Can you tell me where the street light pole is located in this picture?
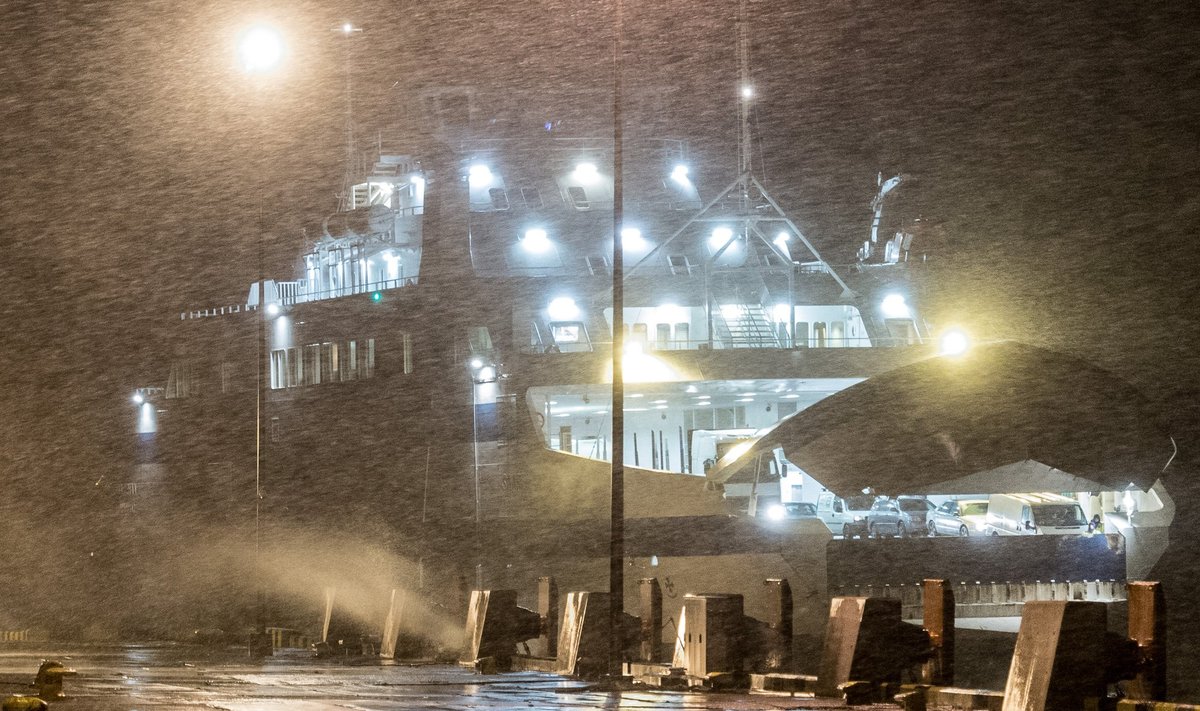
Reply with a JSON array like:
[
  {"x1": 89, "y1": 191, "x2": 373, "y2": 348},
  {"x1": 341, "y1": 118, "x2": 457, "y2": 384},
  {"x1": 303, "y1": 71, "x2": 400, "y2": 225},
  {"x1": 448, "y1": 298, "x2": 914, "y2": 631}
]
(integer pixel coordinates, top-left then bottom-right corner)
[
  {"x1": 237, "y1": 23, "x2": 284, "y2": 656},
  {"x1": 609, "y1": 0, "x2": 626, "y2": 678}
]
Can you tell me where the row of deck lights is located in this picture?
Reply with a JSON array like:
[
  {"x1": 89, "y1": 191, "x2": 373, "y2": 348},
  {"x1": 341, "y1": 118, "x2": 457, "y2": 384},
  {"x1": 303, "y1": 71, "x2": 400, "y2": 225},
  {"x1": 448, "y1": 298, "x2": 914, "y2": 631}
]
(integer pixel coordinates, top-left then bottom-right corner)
[
  {"x1": 522, "y1": 224, "x2": 778, "y2": 255},
  {"x1": 469, "y1": 161, "x2": 692, "y2": 188}
]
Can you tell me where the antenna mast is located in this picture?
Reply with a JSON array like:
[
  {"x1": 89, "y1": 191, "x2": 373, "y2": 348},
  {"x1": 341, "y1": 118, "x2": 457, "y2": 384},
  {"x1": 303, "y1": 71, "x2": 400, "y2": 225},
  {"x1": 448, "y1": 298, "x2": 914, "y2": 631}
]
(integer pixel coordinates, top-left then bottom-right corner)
[
  {"x1": 336, "y1": 23, "x2": 363, "y2": 212},
  {"x1": 737, "y1": 0, "x2": 753, "y2": 187}
]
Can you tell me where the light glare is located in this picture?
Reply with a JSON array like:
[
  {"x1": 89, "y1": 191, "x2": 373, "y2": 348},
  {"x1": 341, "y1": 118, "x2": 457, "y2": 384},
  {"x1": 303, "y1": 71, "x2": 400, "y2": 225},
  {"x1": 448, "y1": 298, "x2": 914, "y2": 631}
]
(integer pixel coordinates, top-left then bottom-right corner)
[
  {"x1": 574, "y1": 162, "x2": 599, "y2": 183},
  {"x1": 522, "y1": 228, "x2": 551, "y2": 253},
  {"x1": 940, "y1": 329, "x2": 970, "y2": 356},
  {"x1": 547, "y1": 296, "x2": 580, "y2": 321},
  {"x1": 468, "y1": 164, "x2": 493, "y2": 186},
  {"x1": 238, "y1": 25, "x2": 284, "y2": 73},
  {"x1": 620, "y1": 227, "x2": 646, "y2": 251},
  {"x1": 881, "y1": 293, "x2": 911, "y2": 319},
  {"x1": 709, "y1": 227, "x2": 734, "y2": 251}
]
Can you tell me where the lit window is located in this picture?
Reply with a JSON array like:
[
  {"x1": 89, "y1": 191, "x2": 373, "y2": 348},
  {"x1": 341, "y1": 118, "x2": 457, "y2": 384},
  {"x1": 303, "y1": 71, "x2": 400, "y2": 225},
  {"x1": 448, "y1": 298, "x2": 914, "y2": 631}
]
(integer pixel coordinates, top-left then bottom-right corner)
[{"x1": 552, "y1": 324, "x2": 581, "y2": 343}]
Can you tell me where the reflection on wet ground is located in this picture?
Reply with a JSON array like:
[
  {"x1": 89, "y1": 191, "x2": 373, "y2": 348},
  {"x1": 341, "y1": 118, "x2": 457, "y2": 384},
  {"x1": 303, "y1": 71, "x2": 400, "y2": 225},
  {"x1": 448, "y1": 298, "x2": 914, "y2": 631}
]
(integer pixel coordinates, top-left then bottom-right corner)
[{"x1": 0, "y1": 645, "x2": 869, "y2": 709}]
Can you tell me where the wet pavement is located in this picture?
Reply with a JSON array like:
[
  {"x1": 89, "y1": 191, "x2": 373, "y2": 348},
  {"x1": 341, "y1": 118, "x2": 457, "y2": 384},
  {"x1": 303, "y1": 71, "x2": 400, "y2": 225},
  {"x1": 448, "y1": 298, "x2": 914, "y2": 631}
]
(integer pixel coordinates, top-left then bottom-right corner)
[{"x1": 0, "y1": 645, "x2": 879, "y2": 709}]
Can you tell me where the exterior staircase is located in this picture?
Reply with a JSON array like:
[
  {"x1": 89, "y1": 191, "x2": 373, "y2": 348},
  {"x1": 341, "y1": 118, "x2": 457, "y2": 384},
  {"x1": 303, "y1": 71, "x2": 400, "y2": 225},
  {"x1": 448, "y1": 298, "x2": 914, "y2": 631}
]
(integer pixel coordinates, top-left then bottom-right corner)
[{"x1": 715, "y1": 304, "x2": 780, "y2": 348}]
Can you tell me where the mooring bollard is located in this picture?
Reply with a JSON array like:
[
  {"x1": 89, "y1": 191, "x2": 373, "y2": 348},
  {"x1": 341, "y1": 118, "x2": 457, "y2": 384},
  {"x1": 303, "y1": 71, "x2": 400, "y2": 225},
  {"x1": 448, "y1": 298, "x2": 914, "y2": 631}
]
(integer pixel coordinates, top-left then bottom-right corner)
[
  {"x1": 921, "y1": 578, "x2": 954, "y2": 686},
  {"x1": 33, "y1": 660, "x2": 76, "y2": 700}
]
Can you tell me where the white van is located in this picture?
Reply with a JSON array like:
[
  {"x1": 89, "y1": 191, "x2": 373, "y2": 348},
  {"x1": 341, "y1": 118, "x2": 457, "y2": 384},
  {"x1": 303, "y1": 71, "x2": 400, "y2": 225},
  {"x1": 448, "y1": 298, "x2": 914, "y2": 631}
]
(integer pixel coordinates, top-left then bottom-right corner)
[
  {"x1": 816, "y1": 493, "x2": 877, "y2": 538},
  {"x1": 984, "y1": 493, "x2": 1090, "y2": 535}
]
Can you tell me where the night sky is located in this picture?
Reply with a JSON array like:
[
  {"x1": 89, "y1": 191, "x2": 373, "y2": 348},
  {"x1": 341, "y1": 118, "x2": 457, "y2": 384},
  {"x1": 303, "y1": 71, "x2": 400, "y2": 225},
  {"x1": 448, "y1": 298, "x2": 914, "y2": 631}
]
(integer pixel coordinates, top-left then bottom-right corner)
[{"x1": 1, "y1": 0, "x2": 1199, "y2": 643}]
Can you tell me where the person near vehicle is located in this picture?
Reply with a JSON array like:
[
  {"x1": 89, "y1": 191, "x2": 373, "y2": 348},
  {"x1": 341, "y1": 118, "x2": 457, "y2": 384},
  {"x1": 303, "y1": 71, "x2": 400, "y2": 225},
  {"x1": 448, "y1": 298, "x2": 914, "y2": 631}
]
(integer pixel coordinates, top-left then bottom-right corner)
[{"x1": 1088, "y1": 514, "x2": 1104, "y2": 534}]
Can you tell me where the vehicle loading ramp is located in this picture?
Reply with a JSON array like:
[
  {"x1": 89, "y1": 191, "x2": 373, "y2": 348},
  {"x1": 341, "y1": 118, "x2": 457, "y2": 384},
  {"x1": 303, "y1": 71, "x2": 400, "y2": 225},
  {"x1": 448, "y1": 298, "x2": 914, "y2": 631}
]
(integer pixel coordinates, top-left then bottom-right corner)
[{"x1": 708, "y1": 340, "x2": 1175, "y2": 497}]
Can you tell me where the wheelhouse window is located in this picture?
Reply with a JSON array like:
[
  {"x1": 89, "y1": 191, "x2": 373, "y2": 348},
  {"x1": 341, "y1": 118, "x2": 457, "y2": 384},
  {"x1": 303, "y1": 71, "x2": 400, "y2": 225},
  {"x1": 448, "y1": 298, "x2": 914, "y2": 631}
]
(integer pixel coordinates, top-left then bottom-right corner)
[{"x1": 548, "y1": 321, "x2": 591, "y2": 352}]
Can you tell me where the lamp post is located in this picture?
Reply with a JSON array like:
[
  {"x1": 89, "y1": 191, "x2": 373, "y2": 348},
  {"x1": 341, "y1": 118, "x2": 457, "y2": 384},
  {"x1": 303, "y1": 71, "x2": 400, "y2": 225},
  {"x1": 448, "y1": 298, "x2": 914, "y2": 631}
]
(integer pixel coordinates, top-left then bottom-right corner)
[
  {"x1": 237, "y1": 22, "x2": 284, "y2": 656},
  {"x1": 609, "y1": 0, "x2": 626, "y2": 678}
]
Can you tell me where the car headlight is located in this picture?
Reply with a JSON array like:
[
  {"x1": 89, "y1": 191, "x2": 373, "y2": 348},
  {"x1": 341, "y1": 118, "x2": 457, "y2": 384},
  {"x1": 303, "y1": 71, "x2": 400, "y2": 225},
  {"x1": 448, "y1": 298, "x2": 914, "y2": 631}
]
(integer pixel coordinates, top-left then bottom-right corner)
[
  {"x1": 766, "y1": 504, "x2": 786, "y2": 521},
  {"x1": 853, "y1": 516, "x2": 865, "y2": 522},
  {"x1": 975, "y1": 522, "x2": 986, "y2": 531}
]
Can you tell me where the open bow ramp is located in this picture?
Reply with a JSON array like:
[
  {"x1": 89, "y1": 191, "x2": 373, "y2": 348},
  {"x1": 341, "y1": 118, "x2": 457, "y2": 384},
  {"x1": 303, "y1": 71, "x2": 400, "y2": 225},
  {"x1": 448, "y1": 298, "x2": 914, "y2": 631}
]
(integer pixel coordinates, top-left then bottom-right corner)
[{"x1": 709, "y1": 340, "x2": 1175, "y2": 497}]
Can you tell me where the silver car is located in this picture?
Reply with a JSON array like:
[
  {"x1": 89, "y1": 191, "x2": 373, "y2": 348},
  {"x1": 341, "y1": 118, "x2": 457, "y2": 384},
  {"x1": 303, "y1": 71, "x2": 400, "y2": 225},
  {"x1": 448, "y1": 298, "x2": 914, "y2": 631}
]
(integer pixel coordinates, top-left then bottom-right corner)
[
  {"x1": 866, "y1": 498, "x2": 922, "y2": 538},
  {"x1": 930, "y1": 498, "x2": 989, "y2": 536},
  {"x1": 896, "y1": 496, "x2": 938, "y2": 535}
]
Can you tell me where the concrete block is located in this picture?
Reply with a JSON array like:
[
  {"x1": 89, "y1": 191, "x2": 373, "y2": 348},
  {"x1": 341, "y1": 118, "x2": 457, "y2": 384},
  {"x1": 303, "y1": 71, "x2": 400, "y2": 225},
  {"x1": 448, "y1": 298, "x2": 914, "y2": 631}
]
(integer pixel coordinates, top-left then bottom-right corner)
[
  {"x1": 1002, "y1": 600, "x2": 1107, "y2": 711},
  {"x1": 462, "y1": 589, "x2": 541, "y2": 669},
  {"x1": 555, "y1": 591, "x2": 613, "y2": 678},
  {"x1": 816, "y1": 597, "x2": 931, "y2": 697},
  {"x1": 930, "y1": 687, "x2": 1006, "y2": 711}
]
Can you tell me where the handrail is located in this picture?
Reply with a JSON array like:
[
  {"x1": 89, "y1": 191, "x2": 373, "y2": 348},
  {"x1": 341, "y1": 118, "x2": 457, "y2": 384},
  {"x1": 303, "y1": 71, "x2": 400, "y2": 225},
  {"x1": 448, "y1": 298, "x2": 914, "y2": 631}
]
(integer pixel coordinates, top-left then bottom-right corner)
[
  {"x1": 179, "y1": 277, "x2": 421, "y2": 320},
  {"x1": 517, "y1": 337, "x2": 921, "y2": 355}
]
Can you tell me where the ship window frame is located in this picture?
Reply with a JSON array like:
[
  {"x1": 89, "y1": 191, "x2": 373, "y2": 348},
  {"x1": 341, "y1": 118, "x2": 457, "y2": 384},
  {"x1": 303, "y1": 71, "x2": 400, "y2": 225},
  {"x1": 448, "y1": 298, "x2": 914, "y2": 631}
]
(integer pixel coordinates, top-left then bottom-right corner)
[
  {"x1": 668, "y1": 254, "x2": 694, "y2": 275},
  {"x1": 548, "y1": 321, "x2": 591, "y2": 352},
  {"x1": 520, "y1": 186, "x2": 543, "y2": 209},
  {"x1": 567, "y1": 186, "x2": 590, "y2": 210},
  {"x1": 586, "y1": 255, "x2": 610, "y2": 276},
  {"x1": 488, "y1": 187, "x2": 510, "y2": 210}
]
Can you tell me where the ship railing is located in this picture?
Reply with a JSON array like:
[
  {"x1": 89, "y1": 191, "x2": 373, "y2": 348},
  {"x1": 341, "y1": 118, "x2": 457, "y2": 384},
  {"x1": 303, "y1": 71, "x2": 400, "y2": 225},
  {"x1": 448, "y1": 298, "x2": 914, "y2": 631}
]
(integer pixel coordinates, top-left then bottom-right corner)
[
  {"x1": 176, "y1": 277, "x2": 420, "y2": 320},
  {"x1": 179, "y1": 303, "x2": 255, "y2": 320},
  {"x1": 519, "y1": 336, "x2": 923, "y2": 354},
  {"x1": 277, "y1": 277, "x2": 420, "y2": 306}
]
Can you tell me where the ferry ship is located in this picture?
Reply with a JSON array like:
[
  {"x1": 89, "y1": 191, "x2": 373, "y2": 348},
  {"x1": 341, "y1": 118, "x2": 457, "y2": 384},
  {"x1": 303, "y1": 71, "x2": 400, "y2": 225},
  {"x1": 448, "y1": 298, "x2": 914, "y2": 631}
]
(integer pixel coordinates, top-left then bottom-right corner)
[{"x1": 123, "y1": 87, "x2": 1175, "y2": 646}]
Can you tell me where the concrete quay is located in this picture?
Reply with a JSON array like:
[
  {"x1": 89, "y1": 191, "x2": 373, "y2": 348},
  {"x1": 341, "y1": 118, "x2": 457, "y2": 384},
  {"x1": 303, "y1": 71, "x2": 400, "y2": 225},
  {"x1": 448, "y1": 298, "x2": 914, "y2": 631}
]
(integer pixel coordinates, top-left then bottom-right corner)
[{"x1": 0, "y1": 644, "x2": 872, "y2": 710}]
